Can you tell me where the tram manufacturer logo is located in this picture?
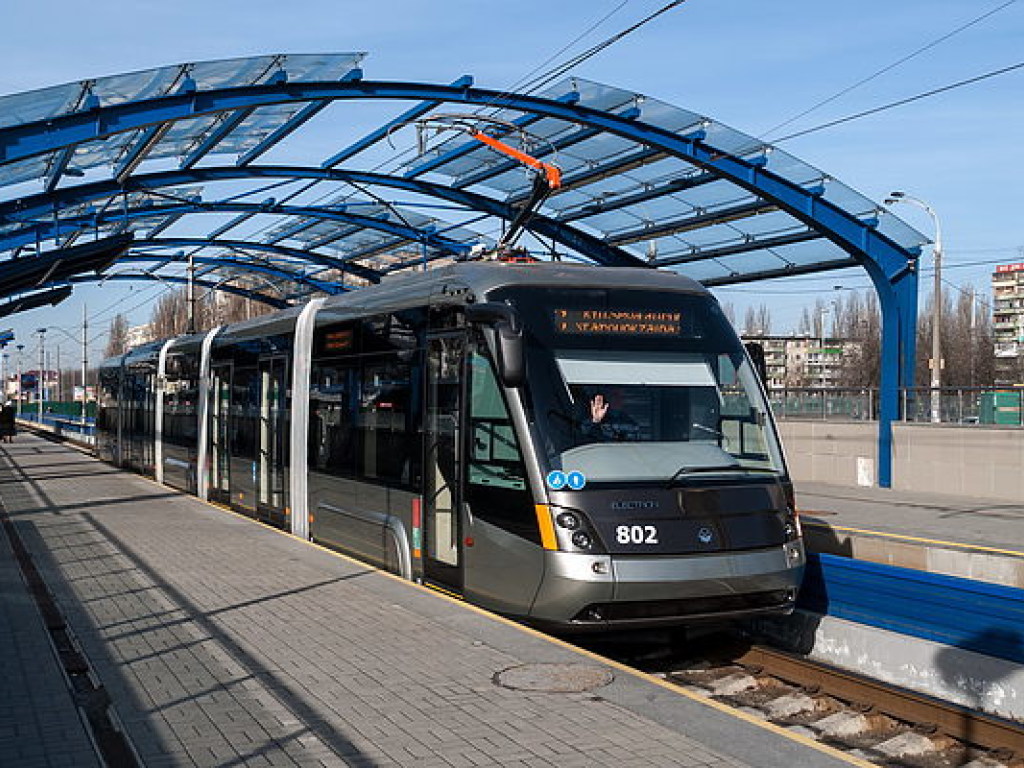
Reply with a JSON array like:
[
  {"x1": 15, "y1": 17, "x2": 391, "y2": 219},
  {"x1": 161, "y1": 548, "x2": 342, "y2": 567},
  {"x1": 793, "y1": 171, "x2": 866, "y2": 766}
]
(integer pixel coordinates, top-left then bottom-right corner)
[{"x1": 610, "y1": 500, "x2": 659, "y2": 511}]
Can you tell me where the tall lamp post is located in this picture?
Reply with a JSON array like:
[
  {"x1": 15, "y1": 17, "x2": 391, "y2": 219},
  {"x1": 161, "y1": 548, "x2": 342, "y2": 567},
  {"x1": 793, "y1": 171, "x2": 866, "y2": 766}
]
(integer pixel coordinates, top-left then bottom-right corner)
[
  {"x1": 40, "y1": 313, "x2": 90, "y2": 426},
  {"x1": 884, "y1": 192, "x2": 943, "y2": 423},
  {"x1": 15, "y1": 344, "x2": 24, "y2": 416},
  {"x1": 37, "y1": 328, "x2": 47, "y2": 423}
]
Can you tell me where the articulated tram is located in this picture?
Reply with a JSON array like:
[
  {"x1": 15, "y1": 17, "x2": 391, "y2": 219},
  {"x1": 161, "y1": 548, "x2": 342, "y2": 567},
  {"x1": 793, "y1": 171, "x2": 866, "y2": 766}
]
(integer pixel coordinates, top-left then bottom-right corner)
[{"x1": 97, "y1": 261, "x2": 805, "y2": 631}]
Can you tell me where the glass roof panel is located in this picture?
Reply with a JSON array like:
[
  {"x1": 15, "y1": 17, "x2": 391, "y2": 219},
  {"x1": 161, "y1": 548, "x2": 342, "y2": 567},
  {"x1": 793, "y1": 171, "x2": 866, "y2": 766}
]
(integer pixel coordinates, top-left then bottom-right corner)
[
  {"x1": 0, "y1": 155, "x2": 49, "y2": 187},
  {"x1": 148, "y1": 114, "x2": 224, "y2": 158},
  {"x1": 0, "y1": 57, "x2": 928, "y2": 296},
  {"x1": 876, "y1": 210, "x2": 930, "y2": 251},
  {"x1": 0, "y1": 54, "x2": 365, "y2": 190},
  {"x1": 0, "y1": 82, "x2": 83, "y2": 128}
]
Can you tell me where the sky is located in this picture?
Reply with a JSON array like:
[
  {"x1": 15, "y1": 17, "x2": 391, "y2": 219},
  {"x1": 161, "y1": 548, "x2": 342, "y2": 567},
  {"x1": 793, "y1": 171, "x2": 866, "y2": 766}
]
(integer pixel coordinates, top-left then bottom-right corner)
[{"x1": 1, "y1": 0, "x2": 1022, "y2": 370}]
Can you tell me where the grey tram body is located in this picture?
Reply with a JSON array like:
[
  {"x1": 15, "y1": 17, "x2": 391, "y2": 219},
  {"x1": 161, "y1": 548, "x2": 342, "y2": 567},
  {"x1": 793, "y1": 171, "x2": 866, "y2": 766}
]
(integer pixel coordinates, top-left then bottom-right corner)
[{"x1": 96, "y1": 262, "x2": 805, "y2": 632}]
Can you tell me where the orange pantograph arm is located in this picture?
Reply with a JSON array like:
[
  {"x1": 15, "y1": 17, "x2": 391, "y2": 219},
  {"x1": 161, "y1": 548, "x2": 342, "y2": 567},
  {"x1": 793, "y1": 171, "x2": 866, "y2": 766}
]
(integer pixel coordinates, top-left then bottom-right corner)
[{"x1": 470, "y1": 131, "x2": 562, "y2": 189}]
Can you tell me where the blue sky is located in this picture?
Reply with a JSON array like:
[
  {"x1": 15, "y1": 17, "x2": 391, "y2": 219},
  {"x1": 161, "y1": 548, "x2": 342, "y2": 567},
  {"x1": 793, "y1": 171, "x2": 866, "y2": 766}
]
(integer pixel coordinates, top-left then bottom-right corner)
[{"x1": 1, "y1": 0, "x2": 1022, "y2": 367}]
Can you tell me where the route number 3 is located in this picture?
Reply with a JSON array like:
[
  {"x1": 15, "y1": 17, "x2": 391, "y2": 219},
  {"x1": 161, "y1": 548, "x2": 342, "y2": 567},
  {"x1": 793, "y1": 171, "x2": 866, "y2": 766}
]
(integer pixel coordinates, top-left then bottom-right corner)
[{"x1": 616, "y1": 525, "x2": 659, "y2": 545}]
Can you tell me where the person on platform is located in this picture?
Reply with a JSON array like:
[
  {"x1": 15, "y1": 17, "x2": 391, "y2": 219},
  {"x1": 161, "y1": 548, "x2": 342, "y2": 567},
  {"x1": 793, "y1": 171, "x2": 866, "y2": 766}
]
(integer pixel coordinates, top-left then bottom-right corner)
[{"x1": 0, "y1": 401, "x2": 16, "y2": 443}]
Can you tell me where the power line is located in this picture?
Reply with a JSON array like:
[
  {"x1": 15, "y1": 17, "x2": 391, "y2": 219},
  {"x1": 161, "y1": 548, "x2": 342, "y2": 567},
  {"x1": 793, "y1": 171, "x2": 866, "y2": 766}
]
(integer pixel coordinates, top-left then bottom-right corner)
[
  {"x1": 760, "y1": 0, "x2": 1018, "y2": 140},
  {"x1": 515, "y1": 1, "x2": 689, "y2": 96},
  {"x1": 771, "y1": 59, "x2": 1024, "y2": 145}
]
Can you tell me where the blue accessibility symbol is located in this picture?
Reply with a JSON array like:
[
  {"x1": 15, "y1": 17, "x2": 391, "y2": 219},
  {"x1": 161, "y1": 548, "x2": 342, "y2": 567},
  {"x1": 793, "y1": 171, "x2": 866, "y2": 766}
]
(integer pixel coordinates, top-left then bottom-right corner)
[
  {"x1": 566, "y1": 471, "x2": 587, "y2": 490},
  {"x1": 546, "y1": 471, "x2": 567, "y2": 490}
]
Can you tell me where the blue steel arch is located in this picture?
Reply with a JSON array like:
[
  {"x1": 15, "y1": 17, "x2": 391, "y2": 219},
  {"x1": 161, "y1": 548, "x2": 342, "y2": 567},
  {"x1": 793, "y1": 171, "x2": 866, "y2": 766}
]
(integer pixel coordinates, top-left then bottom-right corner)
[
  {"x1": 0, "y1": 71, "x2": 923, "y2": 486},
  {"x1": 67, "y1": 273, "x2": 290, "y2": 308},
  {"x1": 116, "y1": 254, "x2": 345, "y2": 295},
  {"x1": 0, "y1": 199, "x2": 472, "y2": 258},
  {"x1": 0, "y1": 166, "x2": 647, "y2": 268}
]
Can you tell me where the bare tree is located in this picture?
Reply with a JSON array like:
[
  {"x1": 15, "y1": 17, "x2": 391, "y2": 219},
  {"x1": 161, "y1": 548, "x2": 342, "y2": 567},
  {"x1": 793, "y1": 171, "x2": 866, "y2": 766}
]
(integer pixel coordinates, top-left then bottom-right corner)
[
  {"x1": 835, "y1": 291, "x2": 881, "y2": 387},
  {"x1": 103, "y1": 313, "x2": 129, "y2": 358},
  {"x1": 720, "y1": 301, "x2": 736, "y2": 326},
  {"x1": 832, "y1": 283, "x2": 993, "y2": 389},
  {"x1": 922, "y1": 286, "x2": 994, "y2": 388}
]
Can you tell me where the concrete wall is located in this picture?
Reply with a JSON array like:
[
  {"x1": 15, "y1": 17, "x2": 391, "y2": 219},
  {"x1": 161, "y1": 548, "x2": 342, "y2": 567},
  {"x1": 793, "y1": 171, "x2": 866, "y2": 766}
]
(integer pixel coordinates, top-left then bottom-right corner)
[
  {"x1": 777, "y1": 420, "x2": 877, "y2": 488},
  {"x1": 778, "y1": 420, "x2": 1024, "y2": 503}
]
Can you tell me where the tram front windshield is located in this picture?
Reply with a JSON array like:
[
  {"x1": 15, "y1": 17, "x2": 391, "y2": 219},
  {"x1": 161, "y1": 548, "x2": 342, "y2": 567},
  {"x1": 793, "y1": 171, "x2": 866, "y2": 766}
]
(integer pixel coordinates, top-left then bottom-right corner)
[{"x1": 490, "y1": 286, "x2": 785, "y2": 484}]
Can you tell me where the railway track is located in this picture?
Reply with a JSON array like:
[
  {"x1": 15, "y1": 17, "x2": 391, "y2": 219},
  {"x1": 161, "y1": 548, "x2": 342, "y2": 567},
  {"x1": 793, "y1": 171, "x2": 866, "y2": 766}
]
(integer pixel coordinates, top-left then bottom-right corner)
[{"x1": 642, "y1": 637, "x2": 1024, "y2": 768}]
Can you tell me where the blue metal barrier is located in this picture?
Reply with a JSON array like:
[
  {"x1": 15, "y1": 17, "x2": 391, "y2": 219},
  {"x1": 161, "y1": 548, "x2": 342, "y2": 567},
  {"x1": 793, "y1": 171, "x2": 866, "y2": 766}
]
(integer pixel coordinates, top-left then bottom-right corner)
[
  {"x1": 16, "y1": 413, "x2": 95, "y2": 442},
  {"x1": 799, "y1": 553, "x2": 1024, "y2": 665}
]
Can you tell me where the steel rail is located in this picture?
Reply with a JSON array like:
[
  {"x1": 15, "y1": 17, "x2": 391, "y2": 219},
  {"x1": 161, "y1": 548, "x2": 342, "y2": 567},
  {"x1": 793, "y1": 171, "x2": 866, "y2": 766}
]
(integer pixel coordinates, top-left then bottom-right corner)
[{"x1": 736, "y1": 645, "x2": 1024, "y2": 758}]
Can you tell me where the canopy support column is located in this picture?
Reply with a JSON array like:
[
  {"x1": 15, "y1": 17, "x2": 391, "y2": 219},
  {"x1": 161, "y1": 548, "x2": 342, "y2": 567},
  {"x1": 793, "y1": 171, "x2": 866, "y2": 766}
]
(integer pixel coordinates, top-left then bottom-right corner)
[{"x1": 863, "y1": 257, "x2": 918, "y2": 488}]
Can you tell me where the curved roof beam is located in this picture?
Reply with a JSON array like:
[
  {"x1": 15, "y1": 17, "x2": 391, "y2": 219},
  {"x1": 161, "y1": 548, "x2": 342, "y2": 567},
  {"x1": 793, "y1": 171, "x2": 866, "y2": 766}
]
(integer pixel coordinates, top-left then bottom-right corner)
[
  {"x1": 68, "y1": 272, "x2": 290, "y2": 308},
  {"x1": 118, "y1": 253, "x2": 344, "y2": 294},
  {"x1": 0, "y1": 199, "x2": 474, "y2": 257},
  {"x1": 124, "y1": 237, "x2": 381, "y2": 283},
  {"x1": 0, "y1": 80, "x2": 913, "y2": 278},
  {"x1": 0, "y1": 165, "x2": 645, "y2": 268}
]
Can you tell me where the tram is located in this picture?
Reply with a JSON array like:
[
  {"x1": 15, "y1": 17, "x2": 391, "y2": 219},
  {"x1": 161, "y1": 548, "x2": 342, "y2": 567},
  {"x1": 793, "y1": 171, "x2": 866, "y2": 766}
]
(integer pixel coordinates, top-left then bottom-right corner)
[{"x1": 96, "y1": 260, "x2": 805, "y2": 631}]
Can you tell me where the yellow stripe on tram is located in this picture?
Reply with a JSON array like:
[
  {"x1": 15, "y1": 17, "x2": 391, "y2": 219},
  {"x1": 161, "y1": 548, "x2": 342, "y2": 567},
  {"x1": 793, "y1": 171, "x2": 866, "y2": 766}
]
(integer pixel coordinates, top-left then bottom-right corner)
[{"x1": 534, "y1": 504, "x2": 558, "y2": 551}]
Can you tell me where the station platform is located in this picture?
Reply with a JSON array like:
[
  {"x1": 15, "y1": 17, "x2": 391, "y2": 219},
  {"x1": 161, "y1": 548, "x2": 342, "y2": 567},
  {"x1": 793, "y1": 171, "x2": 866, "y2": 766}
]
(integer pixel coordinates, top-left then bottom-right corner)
[
  {"x1": 796, "y1": 482, "x2": 1024, "y2": 587},
  {"x1": 0, "y1": 434, "x2": 858, "y2": 768}
]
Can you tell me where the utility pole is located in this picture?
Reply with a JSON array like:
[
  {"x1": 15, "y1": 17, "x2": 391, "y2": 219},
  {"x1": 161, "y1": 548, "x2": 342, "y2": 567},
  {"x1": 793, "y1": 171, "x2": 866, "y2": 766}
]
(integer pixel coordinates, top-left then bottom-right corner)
[
  {"x1": 15, "y1": 344, "x2": 23, "y2": 416},
  {"x1": 187, "y1": 252, "x2": 196, "y2": 334},
  {"x1": 884, "y1": 192, "x2": 943, "y2": 422},
  {"x1": 37, "y1": 328, "x2": 46, "y2": 422},
  {"x1": 82, "y1": 304, "x2": 88, "y2": 425}
]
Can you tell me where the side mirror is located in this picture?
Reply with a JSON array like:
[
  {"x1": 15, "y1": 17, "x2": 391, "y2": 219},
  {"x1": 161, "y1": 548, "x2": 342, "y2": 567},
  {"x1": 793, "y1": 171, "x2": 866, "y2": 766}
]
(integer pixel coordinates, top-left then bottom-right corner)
[
  {"x1": 495, "y1": 320, "x2": 524, "y2": 388},
  {"x1": 466, "y1": 302, "x2": 525, "y2": 388}
]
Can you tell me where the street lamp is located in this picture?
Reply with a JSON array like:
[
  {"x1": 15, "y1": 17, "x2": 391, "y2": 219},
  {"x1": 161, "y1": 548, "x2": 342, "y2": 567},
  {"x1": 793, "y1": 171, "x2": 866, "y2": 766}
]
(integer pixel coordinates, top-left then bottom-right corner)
[
  {"x1": 41, "y1": 311, "x2": 90, "y2": 426},
  {"x1": 15, "y1": 344, "x2": 23, "y2": 416},
  {"x1": 36, "y1": 328, "x2": 46, "y2": 422},
  {"x1": 884, "y1": 191, "x2": 943, "y2": 423}
]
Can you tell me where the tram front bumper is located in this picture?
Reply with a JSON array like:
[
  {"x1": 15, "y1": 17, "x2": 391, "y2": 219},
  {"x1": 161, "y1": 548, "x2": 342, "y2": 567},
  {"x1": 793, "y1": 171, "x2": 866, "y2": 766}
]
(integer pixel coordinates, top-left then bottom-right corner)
[{"x1": 530, "y1": 542, "x2": 805, "y2": 631}]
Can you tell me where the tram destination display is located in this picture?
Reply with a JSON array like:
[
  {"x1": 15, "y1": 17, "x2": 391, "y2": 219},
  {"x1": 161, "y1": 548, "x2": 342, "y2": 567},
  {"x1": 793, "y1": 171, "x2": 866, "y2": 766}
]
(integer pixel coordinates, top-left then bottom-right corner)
[{"x1": 553, "y1": 308, "x2": 681, "y2": 336}]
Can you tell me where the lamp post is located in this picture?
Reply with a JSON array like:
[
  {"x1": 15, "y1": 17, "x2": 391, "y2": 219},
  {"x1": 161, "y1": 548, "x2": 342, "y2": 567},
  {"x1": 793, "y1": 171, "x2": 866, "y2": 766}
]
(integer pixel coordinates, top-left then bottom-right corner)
[
  {"x1": 36, "y1": 328, "x2": 46, "y2": 422},
  {"x1": 884, "y1": 192, "x2": 943, "y2": 423},
  {"x1": 15, "y1": 344, "x2": 23, "y2": 416},
  {"x1": 41, "y1": 313, "x2": 90, "y2": 426}
]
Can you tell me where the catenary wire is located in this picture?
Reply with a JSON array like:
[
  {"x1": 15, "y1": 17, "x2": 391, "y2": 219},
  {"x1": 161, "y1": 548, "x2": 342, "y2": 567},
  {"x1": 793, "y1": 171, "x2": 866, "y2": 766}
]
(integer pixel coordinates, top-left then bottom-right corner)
[{"x1": 759, "y1": 0, "x2": 1018, "y2": 140}]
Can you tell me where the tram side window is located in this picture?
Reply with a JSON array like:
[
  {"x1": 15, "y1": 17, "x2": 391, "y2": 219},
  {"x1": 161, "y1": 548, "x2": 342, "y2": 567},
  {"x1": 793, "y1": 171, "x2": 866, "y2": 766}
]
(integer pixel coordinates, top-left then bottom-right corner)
[
  {"x1": 716, "y1": 353, "x2": 769, "y2": 460},
  {"x1": 309, "y1": 362, "x2": 360, "y2": 477},
  {"x1": 359, "y1": 358, "x2": 418, "y2": 487},
  {"x1": 97, "y1": 371, "x2": 120, "y2": 432},
  {"x1": 230, "y1": 366, "x2": 259, "y2": 462},
  {"x1": 164, "y1": 383, "x2": 198, "y2": 447},
  {"x1": 465, "y1": 349, "x2": 538, "y2": 544}
]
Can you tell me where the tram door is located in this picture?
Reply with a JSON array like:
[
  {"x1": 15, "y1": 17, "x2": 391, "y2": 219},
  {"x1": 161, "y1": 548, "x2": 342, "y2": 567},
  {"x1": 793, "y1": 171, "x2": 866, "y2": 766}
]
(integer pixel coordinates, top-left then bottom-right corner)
[
  {"x1": 423, "y1": 334, "x2": 465, "y2": 592},
  {"x1": 209, "y1": 362, "x2": 232, "y2": 504},
  {"x1": 257, "y1": 356, "x2": 288, "y2": 518}
]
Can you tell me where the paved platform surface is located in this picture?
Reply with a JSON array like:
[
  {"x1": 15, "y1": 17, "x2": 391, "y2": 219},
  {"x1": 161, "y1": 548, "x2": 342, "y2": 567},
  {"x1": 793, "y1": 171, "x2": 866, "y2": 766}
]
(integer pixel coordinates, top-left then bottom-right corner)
[
  {"x1": 0, "y1": 434, "x2": 857, "y2": 768},
  {"x1": 796, "y1": 481, "x2": 1024, "y2": 554}
]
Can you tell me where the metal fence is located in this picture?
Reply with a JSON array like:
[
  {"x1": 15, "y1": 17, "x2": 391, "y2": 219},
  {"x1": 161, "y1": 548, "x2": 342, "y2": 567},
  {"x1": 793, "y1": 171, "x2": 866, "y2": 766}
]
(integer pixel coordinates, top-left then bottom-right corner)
[{"x1": 769, "y1": 387, "x2": 1024, "y2": 427}]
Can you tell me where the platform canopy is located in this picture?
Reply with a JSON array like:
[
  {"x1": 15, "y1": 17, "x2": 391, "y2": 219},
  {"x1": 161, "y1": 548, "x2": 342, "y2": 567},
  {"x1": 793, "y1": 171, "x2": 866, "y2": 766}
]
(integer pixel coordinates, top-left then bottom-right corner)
[
  {"x1": 0, "y1": 53, "x2": 928, "y2": 298},
  {"x1": 0, "y1": 53, "x2": 930, "y2": 486}
]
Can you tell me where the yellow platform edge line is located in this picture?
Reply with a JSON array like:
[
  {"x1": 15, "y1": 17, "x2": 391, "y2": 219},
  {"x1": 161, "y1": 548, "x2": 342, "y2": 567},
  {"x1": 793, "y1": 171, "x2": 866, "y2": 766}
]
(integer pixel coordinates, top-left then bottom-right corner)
[
  {"x1": 803, "y1": 520, "x2": 1024, "y2": 558},
  {"x1": 127, "y1": 468, "x2": 869, "y2": 767}
]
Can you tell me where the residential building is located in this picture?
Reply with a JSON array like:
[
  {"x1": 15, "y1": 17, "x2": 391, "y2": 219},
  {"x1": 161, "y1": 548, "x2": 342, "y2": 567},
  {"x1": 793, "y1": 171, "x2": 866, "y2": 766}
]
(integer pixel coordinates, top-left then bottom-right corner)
[
  {"x1": 742, "y1": 334, "x2": 856, "y2": 389},
  {"x1": 992, "y1": 262, "x2": 1024, "y2": 384}
]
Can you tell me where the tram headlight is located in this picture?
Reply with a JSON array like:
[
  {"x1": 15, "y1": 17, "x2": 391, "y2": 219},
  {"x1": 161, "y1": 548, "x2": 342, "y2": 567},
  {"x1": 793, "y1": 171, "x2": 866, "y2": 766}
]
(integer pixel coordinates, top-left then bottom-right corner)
[
  {"x1": 571, "y1": 531, "x2": 592, "y2": 550},
  {"x1": 556, "y1": 512, "x2": 581, "y2": 530}
]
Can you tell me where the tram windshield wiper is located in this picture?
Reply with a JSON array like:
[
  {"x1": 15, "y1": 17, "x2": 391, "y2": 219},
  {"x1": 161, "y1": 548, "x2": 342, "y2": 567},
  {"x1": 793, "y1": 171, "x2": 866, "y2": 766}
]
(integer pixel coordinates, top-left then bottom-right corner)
[{"x1": 664, "y1": 463, "x2": 779, "y2": 489}]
